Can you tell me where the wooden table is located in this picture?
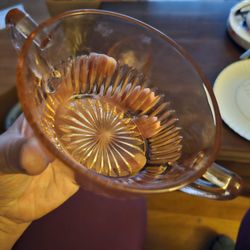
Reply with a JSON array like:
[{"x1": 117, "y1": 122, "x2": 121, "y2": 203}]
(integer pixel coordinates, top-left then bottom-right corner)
[
  {"x1": 1, "y1": 1, "x2": 250, "y2": 250},
  {"x1": 101, "y1": 1, "x2": 250, "y2": 164},
  {"x1": 2, "y1": 0, "x2": 250, "y2": 186},
  {"x1": 1, "y1": 0, "x2": 249, "y2": 162}
]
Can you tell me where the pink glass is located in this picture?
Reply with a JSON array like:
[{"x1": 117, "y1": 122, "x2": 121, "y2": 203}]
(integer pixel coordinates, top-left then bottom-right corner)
[{"x1": 5, "y1": 8, "x2": 243, "y2": 199}]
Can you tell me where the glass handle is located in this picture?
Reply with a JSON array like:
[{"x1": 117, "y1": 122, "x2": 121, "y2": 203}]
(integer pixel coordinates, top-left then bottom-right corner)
[
  {"x1": 5, "y1": 8, "x2": 40, "y2": 52},
  {"x1": 180, "y1": 162, "x2": 243, "y2": 200},
  {"x1": 5, "y1": 8, "x2": 57, "y2": 79}
]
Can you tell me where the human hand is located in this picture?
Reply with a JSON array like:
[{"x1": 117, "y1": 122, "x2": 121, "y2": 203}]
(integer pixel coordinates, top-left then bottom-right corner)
[{"x1": 0, "y1": 115, "x2": 79, "y2": 250}]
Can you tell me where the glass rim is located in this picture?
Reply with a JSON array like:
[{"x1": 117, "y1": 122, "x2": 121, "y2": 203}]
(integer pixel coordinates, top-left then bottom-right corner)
[{"x1": 16, "y1": 9, "x2": 222, "y2": 194}]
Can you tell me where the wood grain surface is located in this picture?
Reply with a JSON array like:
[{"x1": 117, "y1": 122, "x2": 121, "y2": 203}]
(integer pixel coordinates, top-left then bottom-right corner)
[
  {"x1": 0, "y1": 0, "x2": 249, "y2": 158},
  {"x1": 146, "y1": 191, "x2": 250, "y2": 250},
  {"x1": 101, "y1": 1, "x2": 250, "y2": 164}
]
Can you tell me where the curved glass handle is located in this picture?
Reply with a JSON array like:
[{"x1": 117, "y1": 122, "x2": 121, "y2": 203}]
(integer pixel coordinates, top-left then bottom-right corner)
[
  {"x1": 5, "y1": 8, "x2": 57, "y2": 79},
  {"x1": 180, "y1": 162, "x2": 243, "y2": 200},
  {"x1": 5, "y1": 8, "x2": 41, "y2": 52}
]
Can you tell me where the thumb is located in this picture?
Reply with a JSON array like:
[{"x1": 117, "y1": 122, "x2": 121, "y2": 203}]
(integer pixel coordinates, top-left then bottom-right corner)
[
  {"x1": 20, "y1": 137, "x2": 53, "y2": 175},
  {"x1": 0, "y1": 132, "x2": 53, "y2": 175}
]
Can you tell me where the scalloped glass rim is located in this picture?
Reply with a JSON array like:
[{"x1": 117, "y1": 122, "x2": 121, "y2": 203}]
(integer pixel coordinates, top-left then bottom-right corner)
[{"x1": 17, "y1": 9, "x2": 222, "y2": 194}]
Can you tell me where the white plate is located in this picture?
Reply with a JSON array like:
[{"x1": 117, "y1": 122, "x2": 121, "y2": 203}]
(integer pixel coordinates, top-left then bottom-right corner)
[
  {"x1": 214, "y1": 60, "x2": 250, "y2": 141},
  {"x1": 228, "y1": 0, "x2": 250, "y2": 49}
]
